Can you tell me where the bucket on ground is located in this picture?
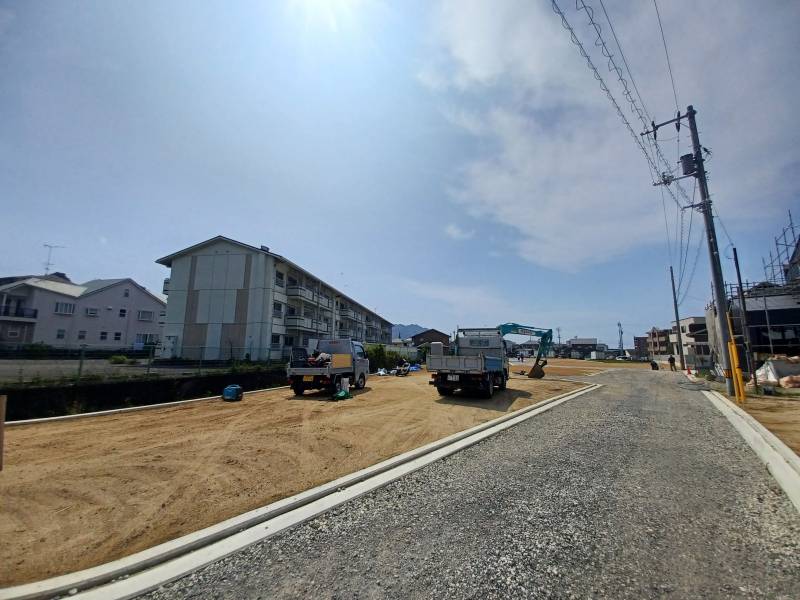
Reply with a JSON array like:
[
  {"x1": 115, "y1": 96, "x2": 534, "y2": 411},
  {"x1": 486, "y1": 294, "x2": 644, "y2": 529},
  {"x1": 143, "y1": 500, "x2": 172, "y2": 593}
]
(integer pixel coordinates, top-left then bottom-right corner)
[{"x1": 222, "y1": 384, "x2": 243, "y2": 402}]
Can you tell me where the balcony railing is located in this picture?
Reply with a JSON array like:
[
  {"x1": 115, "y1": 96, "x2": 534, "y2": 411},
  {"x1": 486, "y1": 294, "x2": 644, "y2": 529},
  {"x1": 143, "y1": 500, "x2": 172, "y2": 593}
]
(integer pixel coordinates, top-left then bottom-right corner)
[
  {"x1": 0, "y1": 306, "x2": 38, "y2": 319},
  {"x1": 286, "y1": 316, "x2": 329, "y2": 333},
  {"x1": 287, "y1": 286, "x2": 333, "y2": 310}
]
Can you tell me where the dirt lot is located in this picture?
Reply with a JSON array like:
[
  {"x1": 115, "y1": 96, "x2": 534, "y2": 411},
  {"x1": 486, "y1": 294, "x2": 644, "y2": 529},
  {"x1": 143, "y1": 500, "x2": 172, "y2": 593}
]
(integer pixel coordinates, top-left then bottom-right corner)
[
  {"x1": 742, "y1": 397, "x2": 800, "y2": 455},
  {"x1": 0, "y1": 369, "x2": 590, "y2": 586},
  {"x1": 510, "y1": 357, "x2": 649, "y2": 378}
]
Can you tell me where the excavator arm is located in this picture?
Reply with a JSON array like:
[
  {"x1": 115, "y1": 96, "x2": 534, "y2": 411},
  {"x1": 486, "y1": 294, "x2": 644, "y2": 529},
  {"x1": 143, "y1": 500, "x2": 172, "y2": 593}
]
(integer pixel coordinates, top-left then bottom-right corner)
[{"x1": 497, "y1": 323, "x2": 553, "y2": 379}]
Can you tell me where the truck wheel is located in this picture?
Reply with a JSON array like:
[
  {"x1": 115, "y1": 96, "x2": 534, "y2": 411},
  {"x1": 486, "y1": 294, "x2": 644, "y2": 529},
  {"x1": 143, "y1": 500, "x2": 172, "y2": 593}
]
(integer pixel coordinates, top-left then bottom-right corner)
[
  {"x1": 355, "y1": 374, "x2": 366, "y2": 389},
  {"x1": 292, "y1": 385, "x2": 304, "y2": 396},
  {"x1": 437, "y1": 387, "x2": 454, "y2": 396},
  {"x1": 499, "y1": 371, "x2": 508, "y2": 390},
  {"x1": 484, "y1": 376, "x2": 494, "y2": 399}
]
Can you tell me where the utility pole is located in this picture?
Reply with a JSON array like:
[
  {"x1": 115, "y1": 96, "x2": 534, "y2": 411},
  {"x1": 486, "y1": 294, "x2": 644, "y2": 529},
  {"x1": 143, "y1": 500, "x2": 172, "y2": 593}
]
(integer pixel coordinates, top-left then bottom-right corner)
[
  {"x1": 687, "y1": 105, "x2": 734, "y2": 393},
  {"x1": 669, "y1": 266, "x2": 686, "y2": 370},
  {"x1": 732, "y1": 247, "x2": 756, "y2": 391},
  {"x1": 643, "y1": 105, "x2": 734, "y2": 394},
  {"x1": 617, "y1": 322, "x2": 624, "y2": 357}
]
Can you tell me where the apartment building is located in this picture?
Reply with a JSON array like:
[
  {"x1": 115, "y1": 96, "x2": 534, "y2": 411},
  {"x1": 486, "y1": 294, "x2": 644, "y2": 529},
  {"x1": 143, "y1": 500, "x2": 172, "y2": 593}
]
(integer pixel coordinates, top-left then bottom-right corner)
[
  {"x1": 646, "y1": 327, "x2": 671, "y2": 357},
  {"x1": 670, "y1": 316, "x2": 711, "y2": 368},
  {"x1": 156, "y1": 236, "x2": 393, "y2": 361},
  {"x1": 0, "y1": 275, "x2": 165, "y2": 348}
]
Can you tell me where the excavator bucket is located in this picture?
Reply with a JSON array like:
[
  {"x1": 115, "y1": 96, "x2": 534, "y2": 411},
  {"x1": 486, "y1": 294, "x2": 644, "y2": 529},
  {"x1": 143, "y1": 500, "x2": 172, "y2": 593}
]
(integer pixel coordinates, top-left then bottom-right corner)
[{"x1": 527, "y1": 359, "x2": 547, "y2": 379}]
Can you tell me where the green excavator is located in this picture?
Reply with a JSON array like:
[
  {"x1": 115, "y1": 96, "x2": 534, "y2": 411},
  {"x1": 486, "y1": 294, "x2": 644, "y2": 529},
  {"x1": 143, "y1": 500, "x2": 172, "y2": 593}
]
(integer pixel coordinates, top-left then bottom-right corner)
[{"x1": 497, "y1": 323, "x2": 553, "y2": 379}]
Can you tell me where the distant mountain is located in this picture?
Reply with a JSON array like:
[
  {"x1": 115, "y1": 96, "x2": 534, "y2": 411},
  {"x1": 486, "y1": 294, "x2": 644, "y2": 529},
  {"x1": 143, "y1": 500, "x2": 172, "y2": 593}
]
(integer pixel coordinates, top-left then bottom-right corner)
[{"x1": 392, "y1": 324, "x2": 427, "y2": 340}]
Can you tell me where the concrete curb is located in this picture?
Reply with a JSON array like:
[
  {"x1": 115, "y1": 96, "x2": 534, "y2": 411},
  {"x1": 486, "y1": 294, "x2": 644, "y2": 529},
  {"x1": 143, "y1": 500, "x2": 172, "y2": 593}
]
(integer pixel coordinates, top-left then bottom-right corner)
[
  {"x1": 703, "y1": 390, "x2": 800, "y2": 513},
  {"x1": 0, "y1": 383, "x2": 601, "y2": 600},
  {"x1": 4, "y1": 386, "x2": 291, "y2": 426}
]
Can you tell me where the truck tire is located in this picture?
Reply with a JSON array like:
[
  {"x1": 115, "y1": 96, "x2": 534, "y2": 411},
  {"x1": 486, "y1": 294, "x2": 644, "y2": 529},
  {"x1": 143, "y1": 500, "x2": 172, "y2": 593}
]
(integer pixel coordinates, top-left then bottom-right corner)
[
  {"x1": 437, "y1": 387, "x2": 454, "y2": 396},
  {"x1": 484, "y1": 376, "x2": 494, "y2": 399},
  {"x1": 355, "y1": 373, "x2": 366, "y2": 389},
  {"x1": 499, "y1": 371, "x2": 508, "y2": 390},
  {"x1": 292, "y1": 385, "x2": 304, "y2": 396}
]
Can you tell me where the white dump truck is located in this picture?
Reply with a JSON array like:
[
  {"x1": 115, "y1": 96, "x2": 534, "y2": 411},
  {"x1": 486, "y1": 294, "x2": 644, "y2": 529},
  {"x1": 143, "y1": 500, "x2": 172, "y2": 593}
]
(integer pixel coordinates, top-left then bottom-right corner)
[
  {"x1": 286, "y1": 339, "x2": 369, "y2": 396},
  {"x1": 426, "y1": 328, "x2": 509, "y2": 398}
]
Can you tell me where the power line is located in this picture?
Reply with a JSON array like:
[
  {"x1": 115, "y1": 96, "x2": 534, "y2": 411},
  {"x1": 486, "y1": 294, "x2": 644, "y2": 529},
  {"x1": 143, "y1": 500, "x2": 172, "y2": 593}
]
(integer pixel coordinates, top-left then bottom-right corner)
[
  {"x1": 597, "y1": 0, "x2": 651, "y2": 121},
  {"x1": 678, "y1": 227, "x2": 703, "y2": 306},
  {"x1": 573, "y1": 0, "x2": 691, "y2": 207},
  {"x1": 653, "y1": 0, "x2": 680, "y2": 111},
  {"x1": 551, "y1": 0, "x2": 686, "y2": 210}
]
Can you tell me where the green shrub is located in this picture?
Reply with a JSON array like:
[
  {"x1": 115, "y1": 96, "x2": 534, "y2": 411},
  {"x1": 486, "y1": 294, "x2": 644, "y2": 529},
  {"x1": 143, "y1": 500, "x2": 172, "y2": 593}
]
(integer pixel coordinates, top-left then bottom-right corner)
[
  {"x1": 109, "y1": 355, "x2": 128, "y2": 365},
  {"x1": 126, "y1": 358, "x2": 138, "y2": 365}
]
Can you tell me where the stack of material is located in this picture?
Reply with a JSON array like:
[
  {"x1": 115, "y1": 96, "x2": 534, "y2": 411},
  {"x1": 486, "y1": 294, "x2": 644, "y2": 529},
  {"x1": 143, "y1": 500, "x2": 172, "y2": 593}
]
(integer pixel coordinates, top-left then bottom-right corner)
[{"x1": 751, "y1": 356, "x2": 800, "y2": 388}]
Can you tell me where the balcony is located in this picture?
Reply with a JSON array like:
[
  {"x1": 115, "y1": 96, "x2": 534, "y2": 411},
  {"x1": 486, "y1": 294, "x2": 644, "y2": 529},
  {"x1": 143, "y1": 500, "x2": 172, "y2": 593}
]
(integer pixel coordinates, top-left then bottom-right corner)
[
  {"x1": 287, "y1": 286, "x2": 333, "y2": 310},
  {"x1": 286, "y1": 316, "x2": 329, "y2": 333},
  {"x1": 0, "y1": 306, "x2": 38, "y2": 319},
  {"x1": 286, "y1": 285, "x2": 314, "y2": 302}
]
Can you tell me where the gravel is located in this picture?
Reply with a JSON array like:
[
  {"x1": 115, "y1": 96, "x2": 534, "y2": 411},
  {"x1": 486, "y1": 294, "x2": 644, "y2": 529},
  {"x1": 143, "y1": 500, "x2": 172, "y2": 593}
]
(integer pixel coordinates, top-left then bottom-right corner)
[{"x1": 143, "y1": 369, "x2": 800, "y2": 599}]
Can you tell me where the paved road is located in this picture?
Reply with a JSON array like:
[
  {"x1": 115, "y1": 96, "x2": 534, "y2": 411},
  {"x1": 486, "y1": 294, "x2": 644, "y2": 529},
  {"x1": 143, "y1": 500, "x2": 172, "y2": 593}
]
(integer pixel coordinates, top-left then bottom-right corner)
[{"x1": 145, "y1": 370, "x2": 800, "y2": 599}]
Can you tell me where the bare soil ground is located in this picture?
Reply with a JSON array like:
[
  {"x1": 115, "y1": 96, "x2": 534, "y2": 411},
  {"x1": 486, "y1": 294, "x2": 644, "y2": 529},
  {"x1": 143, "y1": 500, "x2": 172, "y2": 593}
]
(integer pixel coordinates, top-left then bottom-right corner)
[
  {"x1": 742, "y1": 397, "x2": 800, "y2": 455},
  {"x1": 0, "y1": 369, "x2": 589, "y2": 586}
]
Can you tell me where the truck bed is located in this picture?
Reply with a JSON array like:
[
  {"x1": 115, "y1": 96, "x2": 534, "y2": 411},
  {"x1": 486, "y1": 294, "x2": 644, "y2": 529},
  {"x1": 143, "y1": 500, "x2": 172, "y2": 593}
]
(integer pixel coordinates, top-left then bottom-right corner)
[{"x1": 427, "y1": 354, "x2": 504, "y2": 374}]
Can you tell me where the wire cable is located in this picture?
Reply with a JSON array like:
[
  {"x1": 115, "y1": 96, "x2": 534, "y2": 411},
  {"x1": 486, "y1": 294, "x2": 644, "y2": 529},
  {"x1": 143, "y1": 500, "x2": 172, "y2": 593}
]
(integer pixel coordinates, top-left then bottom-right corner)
[
  {"x1": 573, "y1": 0, "x2": 690, "y2": 207},
  {"x1": 597, "y1": 0, "x2": 651, "y2": 121},
  {"x1": 552, "y1": 0, "x2": 686, "y2": 210},
  {"x1": 653, "y1": 0, "x2": 680, "y2": 111}
]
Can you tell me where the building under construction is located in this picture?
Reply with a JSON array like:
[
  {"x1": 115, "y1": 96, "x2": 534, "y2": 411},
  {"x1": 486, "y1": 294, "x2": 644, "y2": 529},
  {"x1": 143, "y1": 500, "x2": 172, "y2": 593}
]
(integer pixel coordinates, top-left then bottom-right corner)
[{"x1": 706, "y1": 212, "x2": 800, "y2": 372}]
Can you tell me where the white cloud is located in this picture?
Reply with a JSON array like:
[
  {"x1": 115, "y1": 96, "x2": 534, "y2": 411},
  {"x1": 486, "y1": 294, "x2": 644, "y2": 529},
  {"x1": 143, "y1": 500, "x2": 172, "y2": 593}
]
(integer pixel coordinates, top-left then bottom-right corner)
[
  {"x1": 423, "y1": 0, "x2": 800, "y2": 271},
  {"x1": 401, "y1": 278, "x2": 514, "y2": 325},
  {"x1": 444, "y1": 223, "x2": 475, "y2": 240}
]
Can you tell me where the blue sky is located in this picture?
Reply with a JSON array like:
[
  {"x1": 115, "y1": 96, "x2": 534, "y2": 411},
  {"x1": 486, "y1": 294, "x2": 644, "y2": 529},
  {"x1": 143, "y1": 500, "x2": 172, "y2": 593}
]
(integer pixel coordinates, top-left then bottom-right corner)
[{"x1": 1, "y1": 0, "x2": 798, "y2": 346}]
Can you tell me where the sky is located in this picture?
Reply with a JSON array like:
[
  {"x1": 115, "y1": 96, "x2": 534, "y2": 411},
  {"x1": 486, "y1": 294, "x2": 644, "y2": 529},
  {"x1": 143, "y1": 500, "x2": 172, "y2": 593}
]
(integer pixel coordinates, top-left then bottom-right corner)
[{"x1": 1, "y1": 0, "x2": 798, "y2": 347}]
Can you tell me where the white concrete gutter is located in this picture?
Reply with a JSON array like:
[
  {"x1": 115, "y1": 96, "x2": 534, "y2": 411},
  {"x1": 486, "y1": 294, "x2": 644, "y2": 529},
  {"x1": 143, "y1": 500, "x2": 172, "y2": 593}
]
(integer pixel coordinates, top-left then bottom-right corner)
[
  {"x1": 703, "y1": 390, "x2": 800, "y2": 513},
  {"x1": 0, "y1": 383, "x2": 600, "y2": 600}
]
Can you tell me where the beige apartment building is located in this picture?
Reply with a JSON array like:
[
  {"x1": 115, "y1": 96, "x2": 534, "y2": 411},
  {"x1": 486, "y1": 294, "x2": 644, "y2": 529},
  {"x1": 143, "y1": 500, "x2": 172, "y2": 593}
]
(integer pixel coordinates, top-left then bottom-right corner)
[{"x1": 156, "y1": 236, "x2": 392, "y2": 361}]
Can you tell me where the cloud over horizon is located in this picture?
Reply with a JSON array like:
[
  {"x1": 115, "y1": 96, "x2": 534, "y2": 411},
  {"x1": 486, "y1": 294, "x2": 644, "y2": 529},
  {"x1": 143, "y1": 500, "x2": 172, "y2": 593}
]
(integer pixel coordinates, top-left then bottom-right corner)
[{"x1": 422, "y1": 0, "x2": 800, "y2": 272}]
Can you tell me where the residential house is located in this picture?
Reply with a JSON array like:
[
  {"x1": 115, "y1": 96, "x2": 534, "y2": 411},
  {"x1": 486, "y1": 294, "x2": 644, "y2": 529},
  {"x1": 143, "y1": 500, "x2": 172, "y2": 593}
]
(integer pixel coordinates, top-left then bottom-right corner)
[{"x1": 0, "y1": 276, "x2": 165, "y2": 348}]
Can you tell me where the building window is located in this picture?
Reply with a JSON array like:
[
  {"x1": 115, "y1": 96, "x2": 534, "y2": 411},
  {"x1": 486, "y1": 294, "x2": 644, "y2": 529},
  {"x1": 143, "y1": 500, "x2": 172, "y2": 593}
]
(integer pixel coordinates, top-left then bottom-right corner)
[
  {"x1": 275, "y1": 271, "x2": 285, "y2": 287},
  {"x1": 56, "y1": 329, "x2": 66, "y2": 339},
  {"x1": 78, "y1": 330, "x2": 86, "y2": 340},
  {"x1": 302, "y1": 335, "x2": 310, "y2": 346},
  {"x1": 273, "y1": 302, "x2": 283, "y2": 317},
  {"x1": 124, "y1": 288, "x2": 130, "y2": 297},
  {"x1": 119, "y1": 308, "x2": 127, "y2": 318},
  {"x1": 100, "y1": 331, "x2": 108, "y2": 340},
  {"x1": 137, "y1": 310, "x2": 154, "y2": 321},
  {"x1": 271, "y1": 334, "x2": 281, "y2": 348},
  {"x1": 285, "y1": 336, "x2": 294, "y2": 347},
  {"x1": 7, "y1": 329, "x2": 19, "y2": 339},
  {"x1": 54, "y1": 302, "x2": 75, "y2": 315},
  {"x1": 135, "y1": 333, "x2": 158, "y2": 344},
  {"x1": 85, "y1": 307, "x2": 99, "y2": 317},
  {"x1": 286, "y1": 305, "x2": 296, "y2": 316},
  {"x1": 287, "y1": 275, "x2": 298, "y2": 287},
  {"x1": 114, "y1": 332, "x2": 122, "y2": 341}
]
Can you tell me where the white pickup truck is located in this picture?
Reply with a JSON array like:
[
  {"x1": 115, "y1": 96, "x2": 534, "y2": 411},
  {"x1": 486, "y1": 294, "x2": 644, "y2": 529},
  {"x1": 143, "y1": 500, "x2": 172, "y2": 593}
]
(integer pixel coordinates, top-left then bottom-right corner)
[{"x1": 286, "y1": 339, "x2": 369, "y2": 396}]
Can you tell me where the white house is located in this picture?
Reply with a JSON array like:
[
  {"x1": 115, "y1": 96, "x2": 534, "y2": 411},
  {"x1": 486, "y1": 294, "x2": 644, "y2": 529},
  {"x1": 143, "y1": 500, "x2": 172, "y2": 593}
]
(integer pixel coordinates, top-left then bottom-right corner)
[
  {"x1": 0, "y1": 276, "x2": 166, "y2": 349},
  {"x1": 156, "y1": 236, "x2": 393, "y2": 361}
]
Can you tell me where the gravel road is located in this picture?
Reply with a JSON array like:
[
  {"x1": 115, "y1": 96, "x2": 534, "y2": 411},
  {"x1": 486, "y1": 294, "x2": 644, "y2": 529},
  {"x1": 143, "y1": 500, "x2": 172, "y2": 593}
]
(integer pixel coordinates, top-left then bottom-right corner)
[{"x1": 144, "y1": 369, "x2": 800, "y2": 599}]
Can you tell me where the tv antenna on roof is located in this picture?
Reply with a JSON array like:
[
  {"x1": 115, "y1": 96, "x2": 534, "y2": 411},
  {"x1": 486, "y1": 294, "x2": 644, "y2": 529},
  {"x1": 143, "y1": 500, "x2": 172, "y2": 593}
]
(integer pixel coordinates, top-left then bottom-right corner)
[{"x1": 43, "y1": 243, "x2": 65, "y2": 275}]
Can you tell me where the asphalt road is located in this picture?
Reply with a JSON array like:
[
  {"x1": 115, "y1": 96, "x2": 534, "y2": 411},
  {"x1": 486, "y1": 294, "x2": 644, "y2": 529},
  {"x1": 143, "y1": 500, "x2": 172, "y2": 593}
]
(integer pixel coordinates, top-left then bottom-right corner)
[{"x1": 144, "y1": 369, "x2": 800, "y2": 599}]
